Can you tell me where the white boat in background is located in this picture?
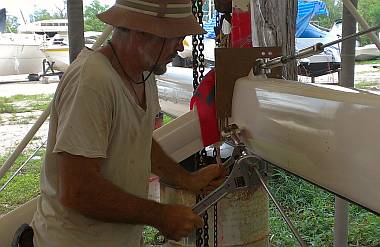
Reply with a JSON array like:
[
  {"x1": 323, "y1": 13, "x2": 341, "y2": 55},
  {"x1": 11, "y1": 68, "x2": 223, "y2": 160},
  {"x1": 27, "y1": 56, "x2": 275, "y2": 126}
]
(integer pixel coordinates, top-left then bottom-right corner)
[
  {"x1": 40, "y1": 34, "x2": 69, "y2": 72},
  {"x1": 0, "y1": 17, "x2": 71, "y2": 76},
  {"x1": 18, "y1": 19, "x2": 68, "y2": 38},
  {"x1": 355, "y1": 44, "x2": 380, "y2": 61},
  {"x1": 0, "y1": 33, "x2": 45, "y2": 76},
  {"x1": 40, "y1": 32, "x2": 102, "y2": 72}
]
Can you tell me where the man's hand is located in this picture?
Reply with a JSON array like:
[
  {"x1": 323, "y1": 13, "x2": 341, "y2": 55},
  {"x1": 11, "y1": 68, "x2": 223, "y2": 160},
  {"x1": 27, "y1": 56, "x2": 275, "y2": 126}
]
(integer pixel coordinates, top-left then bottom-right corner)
[
  {"x1": 185, "y1": 164, "x2": 228, "y2": 194},
  {"x1": 156, "y1": 204, "x2": 203, "y2": 241}
]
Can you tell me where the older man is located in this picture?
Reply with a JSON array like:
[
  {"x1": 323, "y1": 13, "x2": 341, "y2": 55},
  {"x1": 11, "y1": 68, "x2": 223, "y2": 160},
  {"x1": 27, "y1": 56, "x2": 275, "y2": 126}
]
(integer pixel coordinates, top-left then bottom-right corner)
[{"x1": 30, "y1": 0, "x2": 225, "y2": 246}]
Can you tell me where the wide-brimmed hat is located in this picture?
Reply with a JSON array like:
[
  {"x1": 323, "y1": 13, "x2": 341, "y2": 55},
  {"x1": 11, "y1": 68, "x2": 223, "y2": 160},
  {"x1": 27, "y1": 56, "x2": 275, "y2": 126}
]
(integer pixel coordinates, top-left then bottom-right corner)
[{"x1": 97, "y1": 0, "x2": 206, "y2": 38}]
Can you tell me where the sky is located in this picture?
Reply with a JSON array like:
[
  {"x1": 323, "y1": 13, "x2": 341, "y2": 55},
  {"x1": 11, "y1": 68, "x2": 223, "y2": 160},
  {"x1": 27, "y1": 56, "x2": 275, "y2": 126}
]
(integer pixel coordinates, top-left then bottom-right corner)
[{"x1": 0, "y1": 0, "x2": 115, "y2": 22}]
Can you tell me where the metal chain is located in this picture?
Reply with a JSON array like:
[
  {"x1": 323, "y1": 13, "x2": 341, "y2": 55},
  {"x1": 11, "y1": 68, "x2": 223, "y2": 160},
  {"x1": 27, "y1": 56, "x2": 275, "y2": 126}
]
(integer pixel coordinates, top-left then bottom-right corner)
[
  {"x1": 192, "y1": 0, "x2": 199, "y2": 91},
  {"x1": 203, "y1": 210, "x2": 209, "y2": 247},
  {"x1": 212, "y1": 147, "x2": 219, "y2": 247},
  {"x1": 192, "y1": 1, "x2": 209, "y2": 245},
  {"x1": 215, "y1": 12, "x2": 220, "y2": 48},
  {"x1": 199, "y1": 149, "x2": 209, "y2": 247},
  {"x1": 196, "y1": 0, "x2": 205, "y2": 82},
  {"x1": 195, "y1": 153, "x2": 203, "y2": 247},
  {"x1": 213, "y1": 204, "x2": 217, "y2": 247}
]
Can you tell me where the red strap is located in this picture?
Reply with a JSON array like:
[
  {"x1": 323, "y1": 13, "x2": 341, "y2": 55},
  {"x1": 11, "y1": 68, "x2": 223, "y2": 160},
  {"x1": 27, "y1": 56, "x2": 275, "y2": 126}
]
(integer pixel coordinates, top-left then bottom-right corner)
[{"x1": 190, "y1": 69, "x2": 220, "y2": 147}]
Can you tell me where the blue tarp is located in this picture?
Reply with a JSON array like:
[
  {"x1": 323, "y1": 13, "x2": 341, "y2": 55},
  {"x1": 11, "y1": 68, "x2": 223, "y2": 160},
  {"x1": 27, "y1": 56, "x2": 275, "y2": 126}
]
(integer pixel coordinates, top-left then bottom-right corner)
[
  {"x1": 296, "y1": 0, "x2": 328, "y2": 38},
  {"x1": 203, "y1": 16, "x2": 216, "y2": 39}
]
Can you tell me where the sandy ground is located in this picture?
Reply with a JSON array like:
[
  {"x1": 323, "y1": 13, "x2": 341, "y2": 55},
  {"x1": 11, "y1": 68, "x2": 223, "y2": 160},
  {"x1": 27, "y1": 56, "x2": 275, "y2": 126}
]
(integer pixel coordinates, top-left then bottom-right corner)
[
  {"x1": 0, "y1": 64, "x2": 379, "y2": 156},
  {"x1": 0, "y1": 76, "x2": 58, "y2": 156}
]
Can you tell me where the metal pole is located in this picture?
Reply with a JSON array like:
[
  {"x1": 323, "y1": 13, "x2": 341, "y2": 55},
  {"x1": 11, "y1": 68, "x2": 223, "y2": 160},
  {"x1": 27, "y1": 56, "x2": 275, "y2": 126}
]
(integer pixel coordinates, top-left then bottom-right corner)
[
  {"x1": 253, "y1": 167, "x2": 308, "y2": 247},
  {"x1": 342, "y1": 0, "x2": 380, "y2": 51},
  {"x1": 339, "y1": 0, "x2": 358, "y2": 88},
  {"x1": 91, "y1": 25, "x2": 113, "y2": 50},
  {"x1": 67, "y1": 0, "x2": 85, "y2": 63},
  {"x1": 334, "y1": 196, "x2": 349, "y2": 247},
  {"x1": 333, "y1": 1, "x2": 356, "y2": 243}
]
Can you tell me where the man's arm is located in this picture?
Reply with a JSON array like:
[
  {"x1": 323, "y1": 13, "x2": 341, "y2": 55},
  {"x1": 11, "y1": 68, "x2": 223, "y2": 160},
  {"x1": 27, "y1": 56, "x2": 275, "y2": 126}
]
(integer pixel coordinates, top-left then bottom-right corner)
[
  {"x1": 151, "y1": 139, "x2": 227, "y2": 194},
  {"x1": 58, "y1": 152, "x2": 202, "y2": 241},
  {"x1": 150, "y1": 138, "x2": 191, "y2": 189}
]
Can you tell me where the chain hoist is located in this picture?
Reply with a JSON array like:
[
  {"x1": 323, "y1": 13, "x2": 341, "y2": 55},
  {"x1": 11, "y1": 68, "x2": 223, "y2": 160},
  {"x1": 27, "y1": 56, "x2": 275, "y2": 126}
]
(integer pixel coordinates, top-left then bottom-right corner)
[
  {"x1": 196, "y1": 0, "x2": 205, "y2": 83},
  {"x1": 195, "y1": 149, "x2": 208, "y2": 247},
  {"x1": 215, "y1": 11, "x2": 220, "y2": 48},
  {"x1": 192, "y1": 0, "x2": 210, "y2": 246},
  {"x1": 192, "y1": 0, "x2": 200, "y2": 91}
]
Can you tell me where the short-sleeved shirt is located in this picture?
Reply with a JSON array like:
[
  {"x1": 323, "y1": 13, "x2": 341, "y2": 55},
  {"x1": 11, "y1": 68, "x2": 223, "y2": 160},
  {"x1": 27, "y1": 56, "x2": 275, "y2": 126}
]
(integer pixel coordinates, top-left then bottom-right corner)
[{"x1": 31, "y1": 48, "x2": 161, "y2": 247}]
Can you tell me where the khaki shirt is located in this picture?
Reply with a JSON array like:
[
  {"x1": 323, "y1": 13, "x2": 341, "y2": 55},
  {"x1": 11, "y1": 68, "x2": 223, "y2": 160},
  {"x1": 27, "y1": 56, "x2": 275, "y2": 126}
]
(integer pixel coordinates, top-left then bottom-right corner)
[{"x1": 31, "y1": 49, "x2": 160, "y2": 246}]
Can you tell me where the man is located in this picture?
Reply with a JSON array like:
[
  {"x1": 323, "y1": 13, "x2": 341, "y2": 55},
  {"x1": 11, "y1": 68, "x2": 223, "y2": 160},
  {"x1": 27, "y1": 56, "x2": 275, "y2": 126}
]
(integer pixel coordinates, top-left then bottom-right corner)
[{"x1": 30, "y1": 0, "x2": 226, "y2": 246}]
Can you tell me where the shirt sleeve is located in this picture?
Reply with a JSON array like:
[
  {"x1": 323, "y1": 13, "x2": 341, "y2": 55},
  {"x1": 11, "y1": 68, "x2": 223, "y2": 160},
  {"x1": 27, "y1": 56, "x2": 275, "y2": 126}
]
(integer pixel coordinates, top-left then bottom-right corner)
[{"x1": 53, "y1": 80, "x2": 113, "y2": 158}]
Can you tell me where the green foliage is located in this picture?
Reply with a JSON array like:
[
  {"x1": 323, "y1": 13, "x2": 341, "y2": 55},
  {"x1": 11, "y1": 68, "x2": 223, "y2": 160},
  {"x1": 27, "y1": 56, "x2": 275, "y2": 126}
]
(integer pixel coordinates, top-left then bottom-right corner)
[
  {"x1": 29, "y1": 0, "x2": 67, "y2": 23},
  {"x1": 163, "y1": 114, "x2": 175, "y2": 125},
  {"x1": 356, "y1": 58, "x2": 380, "y2": 65},
  {"x1": 84, "y1": 0, "x2": 109, "y2": 32},
  {"x1": 0, "y1": 94, "x2": 52, "y2": 114},
  {"x1": 313, "y1": 0, "x2": 380, "y2": 45},
  {"x1": 29, "y1": 9, "x2": 54, "y2": 22},
  {"x1": 269, "y1": 168, "x2": 380, "y2": 246},
  {"x1": 355, "y1": 81, "x2": 379, "y2": 89},
  {"x1": 5, "y1": 16, "x2": 19, "y2": 33},
  {"x1": 357, "y1": 0, "x2": 380, "y2": 45},
  {"x1": 314, "y1": 0, "x2": 343, "y2": 28},
  {"x1": 0, "y1": 150, "x2": 44, "y2": 214},
  {"x1": 143, "y1": 226, "x2": 159, "y2": 244}
]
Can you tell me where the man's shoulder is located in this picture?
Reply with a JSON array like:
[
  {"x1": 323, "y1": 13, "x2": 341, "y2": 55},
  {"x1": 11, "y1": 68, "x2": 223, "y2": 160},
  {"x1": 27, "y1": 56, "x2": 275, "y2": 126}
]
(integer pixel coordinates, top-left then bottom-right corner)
[
  {"x1": 70, "y1": 49, "x2": 109, "y2": 74},
  {"x1": 63, "y1": 49, "x2": 113, "y2": 87}
]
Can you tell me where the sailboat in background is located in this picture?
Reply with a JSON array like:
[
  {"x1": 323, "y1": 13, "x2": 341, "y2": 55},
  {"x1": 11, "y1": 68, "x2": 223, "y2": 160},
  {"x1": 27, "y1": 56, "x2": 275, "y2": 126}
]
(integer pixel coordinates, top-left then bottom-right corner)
[
  {"x1": 0, "y1": 8, "x2": 46, "y2": 77},
  {"x1": 40, "y1": 31, "x2": 102, "y2": 72}
]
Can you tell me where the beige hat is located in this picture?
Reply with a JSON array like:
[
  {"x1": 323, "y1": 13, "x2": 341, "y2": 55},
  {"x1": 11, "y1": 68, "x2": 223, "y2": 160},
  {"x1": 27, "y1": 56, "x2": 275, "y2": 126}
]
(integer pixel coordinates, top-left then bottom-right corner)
[{"x1": 97, "y1": 0, "x2": 207, "y2": 38}]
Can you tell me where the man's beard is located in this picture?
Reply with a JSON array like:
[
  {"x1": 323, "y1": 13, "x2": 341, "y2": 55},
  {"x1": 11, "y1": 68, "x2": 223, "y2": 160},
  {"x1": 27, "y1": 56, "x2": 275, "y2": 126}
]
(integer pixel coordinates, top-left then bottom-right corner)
[{"x1": 153, "y1": 64, "x2": 167, "y2": 75}]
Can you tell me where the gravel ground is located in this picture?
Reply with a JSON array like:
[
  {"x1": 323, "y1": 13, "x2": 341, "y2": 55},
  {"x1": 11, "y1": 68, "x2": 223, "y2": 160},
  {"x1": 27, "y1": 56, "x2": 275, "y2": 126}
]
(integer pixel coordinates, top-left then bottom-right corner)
[{"x1": 0, "y1": 76, "x2": 58, "y2": 156}]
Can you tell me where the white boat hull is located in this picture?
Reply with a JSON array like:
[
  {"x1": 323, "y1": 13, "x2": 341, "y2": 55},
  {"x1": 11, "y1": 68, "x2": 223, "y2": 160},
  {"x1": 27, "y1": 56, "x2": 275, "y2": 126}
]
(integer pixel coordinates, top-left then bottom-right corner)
[
  {"x1": 0, "y1": 34, "x2": 45, "y2": 76},
  {"x1": 232, "y1": 74, "x2": 380, "y2": 214},
  {"x1": 355, "y1": 44, "x2": 380, "y2": 61},
  {"x1": 40, "y1": 47, "x2": 70, "y2": 72}
]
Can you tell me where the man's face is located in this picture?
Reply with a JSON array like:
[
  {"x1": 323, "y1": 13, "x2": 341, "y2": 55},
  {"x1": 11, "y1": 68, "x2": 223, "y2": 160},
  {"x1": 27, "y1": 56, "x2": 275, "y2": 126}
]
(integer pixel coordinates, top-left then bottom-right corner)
[{"x1": 138, "y1": 33, "x2": 185, "y2": 75}]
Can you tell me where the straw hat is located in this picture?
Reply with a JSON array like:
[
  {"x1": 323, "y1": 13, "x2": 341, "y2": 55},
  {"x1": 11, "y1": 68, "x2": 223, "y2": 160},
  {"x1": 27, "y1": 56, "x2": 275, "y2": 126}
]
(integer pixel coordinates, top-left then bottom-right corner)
[{"x1": 97, "y1": 0, "x2": 207, "y2": 38}]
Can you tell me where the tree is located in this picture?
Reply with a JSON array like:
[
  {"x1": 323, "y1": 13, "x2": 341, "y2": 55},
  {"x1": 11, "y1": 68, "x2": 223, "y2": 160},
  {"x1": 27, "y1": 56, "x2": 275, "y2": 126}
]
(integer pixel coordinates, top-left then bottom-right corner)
[
  {"x1": 54, "y1": 0, "x2": 68, "y2": 19},
  {"x1": 29, "y1": 9, "x2": 54, "y2": 22},
  {"x1": 251, "y1": 0, "x2": 298, "y2": 80},
  {"x1": 315, "y1": 0, "x2": 343, "y2": 28},
  {"x1": 6, "y1": 16, "x2": 19, "y2": 33},
  {"x1": 29, "y1": 2, "x2": 67, "y2": 23},
  {"x1": 357, "y1": 0, "x2": 380, "y2": 45},
  {"x1": 84, "y1": 0, "x2": 109, "y2": 31}
]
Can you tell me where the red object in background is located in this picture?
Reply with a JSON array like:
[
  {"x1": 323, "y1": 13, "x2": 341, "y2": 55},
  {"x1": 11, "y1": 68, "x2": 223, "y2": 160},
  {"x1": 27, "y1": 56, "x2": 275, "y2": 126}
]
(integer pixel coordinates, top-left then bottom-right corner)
[
  {"x1": 190, "y1": 69, "x2": 220, "y2": 147},
  {"x1": 154, "y1": 112, "x2": 164, "y2": 129},
  {"x1": 231, "y1": 8, "x2": 252, "y2": 48}
]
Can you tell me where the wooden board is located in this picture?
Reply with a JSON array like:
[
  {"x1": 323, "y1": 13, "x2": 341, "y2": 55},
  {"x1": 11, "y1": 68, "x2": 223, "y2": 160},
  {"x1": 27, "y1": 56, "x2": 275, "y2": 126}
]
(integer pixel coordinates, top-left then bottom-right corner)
[{"x1": 215, "y1": 47, "x2": 282, "y2": 120}]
